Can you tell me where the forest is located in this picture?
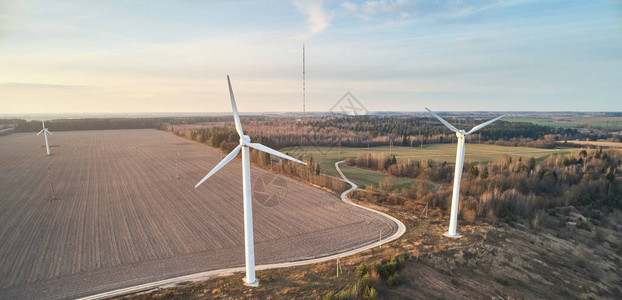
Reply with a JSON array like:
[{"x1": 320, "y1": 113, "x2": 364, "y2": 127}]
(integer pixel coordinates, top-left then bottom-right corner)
[
  {"x1": 347, "y1": 148, "x2": 621, "y2": 228},
  {"x1": 169, "y1": 115, "x2": 614, "y2": 153},
  {"x1": 8, "y1": 115, "x2": 619, "y2": 147},
  {"x1": 11, "y1": 116, "x2": 232, "y2": 132}
]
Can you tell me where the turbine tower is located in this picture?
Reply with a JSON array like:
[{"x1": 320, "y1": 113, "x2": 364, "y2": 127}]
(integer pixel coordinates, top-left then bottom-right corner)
[
  {"x1": 195, "y1": 76, "x2": 307, "y2": 286},
  {"x1": 425, "y1": 108, "x2": 505, "y2": 238},
  {"x1": 36, "y1": 120, "x2": 53, "y2": 156}
]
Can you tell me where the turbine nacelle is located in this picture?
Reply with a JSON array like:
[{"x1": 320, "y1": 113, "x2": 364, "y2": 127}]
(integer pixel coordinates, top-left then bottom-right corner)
[{"x1": 240, "y1": 135, "x2": 251, "y2": 145}]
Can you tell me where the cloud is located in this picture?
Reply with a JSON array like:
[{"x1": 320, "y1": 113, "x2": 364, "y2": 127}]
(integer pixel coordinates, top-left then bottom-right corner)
[
  {"x1": 293, "y1": 0, "x2": 331, "y2": 35},
  {"x1": 340, "y1": 0, "x2": 536, "y2": 22},
  {"x1": 341, "y1": 1, "x2": 358, "y2": 12},
  {"x1": 342, "y1": 0, "x2": 412, "y2": 21}
]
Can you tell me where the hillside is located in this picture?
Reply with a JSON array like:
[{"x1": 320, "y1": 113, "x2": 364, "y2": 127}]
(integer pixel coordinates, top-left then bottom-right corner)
[{"x1": 118, "y1": 201, "x2": 622, "y2": 299}]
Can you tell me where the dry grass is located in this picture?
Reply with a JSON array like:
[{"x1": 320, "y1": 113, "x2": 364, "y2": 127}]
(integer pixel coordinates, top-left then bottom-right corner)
[
  {"x1": 124, "y1": 196, "x2": 622, "y2": 299},
  {"x1": 561, "y1": 140, "x2": 622, "y2": 149}
]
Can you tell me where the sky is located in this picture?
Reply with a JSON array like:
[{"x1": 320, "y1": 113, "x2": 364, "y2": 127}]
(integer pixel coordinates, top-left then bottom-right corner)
[{"x1": 0, "y1": 0, "x2": 621, "y2": 114}]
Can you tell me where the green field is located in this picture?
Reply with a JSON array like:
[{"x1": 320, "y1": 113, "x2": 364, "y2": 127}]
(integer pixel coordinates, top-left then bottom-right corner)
[
  {"x1": 282, "y1": 144, "x2": 575, "y2": 188},
  {"x1": 587, "y1": 120, "x2": 622, "y2": 130},
  {"x1": 283, "y1": 144, "x2": 573, "y2": 175},
  {"x1": 506, "y1": 117, "x2": 622, "y2": 130},
  {"x1": 338, "y1": 164, "x2": 417, "y2": 189},
  {"x1": 504, "y1": 117, "x2": 580, "y2": 128}
]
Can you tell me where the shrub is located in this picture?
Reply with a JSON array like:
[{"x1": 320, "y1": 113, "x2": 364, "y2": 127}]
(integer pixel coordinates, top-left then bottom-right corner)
[
  {"x1": 467, "y1": 165, "x2": 479, "y2": 177},
  {"x1": 373, "y1": 260, "x2": 398, "y2": 281},
  {"x1": 323, "y1": 288, "x2": 353, "y2": 300},
  {"x1": 594, "y1": 228, "x2": 606, "y2": 244},
  {"x1": 531, "y1": 210, "x2": 545, "y2": 230},
  {"x1": 368, "y1": 287, "x2": 379, "y2": 300},
  {"x1": 323, "y1": 291, "x2": 335, "y2": 300},
  {"x1": 355, "y1": 274, "x2": 372, "y2": 297},
  {"x1": 559, "y1": 216, "x2": 567, "y2": 228},
  {"x1": 494, "y1": 277, "x2": 510, "y2": 286},
  {"x1": 577, "y1": 220, "x2": 591, "y2": 231},
  {"x1": 462, "y1": 206, "x2": 477, "y2": 223},
  {"x1": 371, "y1": 255, "x2": 404, "y2": 281},
  {"x1": 356, "y1": 262, "x2": 369, "y2": 278},
  {"x1": 387, "y1": 273, "x2": 402, "y2": 287}
]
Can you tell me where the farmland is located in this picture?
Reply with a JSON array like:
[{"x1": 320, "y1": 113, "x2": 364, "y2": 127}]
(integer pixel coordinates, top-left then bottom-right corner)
[
  {"x1": 282, "y1": 144, "x2": 575, "y2": 188},
  {"x1": 505, "y1": 116, "x2": 622, "y2": 130},
  {"x1": 0, "y1": 130, "x2": 396, "y2": 299},
  {"x1": 337, "y1": 164, "x2": 417, "y2": 189}
]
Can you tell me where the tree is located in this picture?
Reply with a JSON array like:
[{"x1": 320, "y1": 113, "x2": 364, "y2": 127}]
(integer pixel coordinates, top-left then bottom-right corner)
[
  {"x1": 605, "y1": 167, "x2": 615, "y2": 183},
  {"x1": 379, "y1": 176, "x2": 395, "y2": 193},
  {"x1": 480, "y1": 168, "x2": 489, "y2": 179},
  {"x1": 467, "y1": 165, "x2": 480, "y2": 178}
]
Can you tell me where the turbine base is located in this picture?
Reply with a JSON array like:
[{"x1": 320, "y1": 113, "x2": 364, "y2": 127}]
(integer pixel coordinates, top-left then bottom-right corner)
[
  {"x1": 443, "y1": 232, "x2": 462, "y2": 238},
  {"x1": 243, "y1": 278, "x2": 259, "y2": 287}
]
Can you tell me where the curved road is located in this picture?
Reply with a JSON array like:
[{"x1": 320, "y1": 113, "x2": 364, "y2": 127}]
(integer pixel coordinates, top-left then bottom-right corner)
[{"x1": 80, "y1": 161, "x2": 405, "y2": 300}]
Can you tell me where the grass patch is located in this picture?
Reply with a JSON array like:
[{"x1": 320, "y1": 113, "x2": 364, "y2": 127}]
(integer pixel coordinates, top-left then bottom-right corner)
[
  {"x1": 282, "y1": 144, "x2": 573, "y2": 174},
  {"x1": 506, "y1": 116, "x2": 622, "y2": 130},
  {"x1": 281, "y1": 144, "x2": 574, "y2": 187},
  {"x1": 504, "y1": 117, "x2": 580, "y2": 128},
  {"x1": 339, "y1": 165, "x2": 416, "y2": 189}
]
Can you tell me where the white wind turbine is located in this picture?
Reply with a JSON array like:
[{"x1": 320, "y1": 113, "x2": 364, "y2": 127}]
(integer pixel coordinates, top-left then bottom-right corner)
[
  {"x1": 36, "y1": 120, "x2": 53, "y2": 156},
  {"x1": 425, "y1": 108, "x2": 505, "y2": 238},
  {"x1": 195, "y1": 76, "x2": 307, "y2": 286}
]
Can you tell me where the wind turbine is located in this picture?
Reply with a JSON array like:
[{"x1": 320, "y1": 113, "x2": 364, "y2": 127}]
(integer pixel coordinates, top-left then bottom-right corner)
[
  {"x1": 425, "y1": 108, "x2": 505, "y2": 238},
  {"x1": 36, "y1": 120, "x2": 53, "y2": 156},
  {"x1": 195, "y1": 76, "x2": 307, "y2": 286}
]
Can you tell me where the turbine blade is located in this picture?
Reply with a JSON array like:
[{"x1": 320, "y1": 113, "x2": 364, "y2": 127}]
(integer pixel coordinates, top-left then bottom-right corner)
[
  {"x1": 248, "y1": 143, "x2": 307, "y2": 165},
  {"x1": 36, "y1": 129, "x2": 44, "y2": 135},
  {"x1": 42, "y1": 120, "x2": 45, "y2": 128},
  {"x1": 227, "y1": 75, "x2": 244, "y2": 137},
  {"x1": 46, "y1": 129, "x2": 53, "y2": 135},
  {"x1": 466, "y1": 114, "x2": 506, "y2": 135},
  {"x1": 425, "y1": 108, "x2": 461, "y2": 133},
  {"x1": 195, "y1": 144, "x2": 242, "y2": 188}
]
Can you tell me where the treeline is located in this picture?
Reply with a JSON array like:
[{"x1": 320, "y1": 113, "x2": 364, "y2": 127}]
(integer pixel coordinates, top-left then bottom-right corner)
[
  {"x1": 0, "y1": 119, "x2": 21, "y2": 127},
  {"x1": 9, "y1": 115, "x2": 591, "y2": 149},
  {"x1": 248, "y1": 116, "x2": 583, "y2": 149},
  {"x1": 310, "y1": 116, "x2": 577, "y2": 143},
  {"x1": 8, "y1": 115, "x2": 615, "y2": 147},
  {"x1": 0, "y1": 119, "x2": 18, "y2": 136},
  {"x1": 172, "y1": 127, "x2": 347, "y2": 194},
  {"x1": 178, "y1": 116, "x2": 583, "y2": 150},
  {"x1": 12, "y1": 116, "x2": 235, "y2": 133},
  {"x1": 14, "y1": 118, "x2": 162, "y2": 132},
  {"x1": 483, "y1": 137, "x2": 559, "y2": 149},
  {"x1": 350, "y1": 149, "x2": 621, "y2": 224}
]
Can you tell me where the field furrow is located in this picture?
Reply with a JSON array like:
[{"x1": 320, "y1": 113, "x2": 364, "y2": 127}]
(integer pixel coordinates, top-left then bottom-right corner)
[{"x1": 0, "y1": 129, "x2": 395, "y2": 299}]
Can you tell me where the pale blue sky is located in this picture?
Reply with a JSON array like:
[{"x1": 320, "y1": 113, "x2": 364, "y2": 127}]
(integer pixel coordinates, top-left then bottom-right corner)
[{"x1": 0, "y1": 0, "x2": 620, "y2": 113}]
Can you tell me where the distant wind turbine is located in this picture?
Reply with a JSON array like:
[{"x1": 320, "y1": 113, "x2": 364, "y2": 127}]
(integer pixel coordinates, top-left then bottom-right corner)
[
  {"x1": 425, "y1": 108, "x2": 505, "y2": 238},
  {"x1": 195, "y1": 76, "x2": 307, "y2": 286},
  {"x1": 36, "y1": 120, "x2": 53, "y2": 156}
]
